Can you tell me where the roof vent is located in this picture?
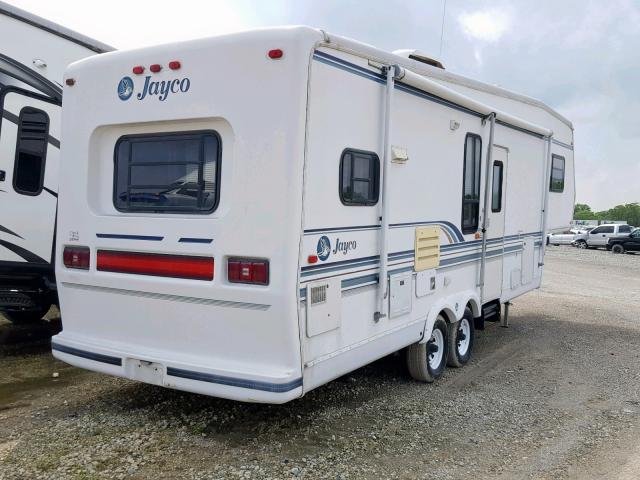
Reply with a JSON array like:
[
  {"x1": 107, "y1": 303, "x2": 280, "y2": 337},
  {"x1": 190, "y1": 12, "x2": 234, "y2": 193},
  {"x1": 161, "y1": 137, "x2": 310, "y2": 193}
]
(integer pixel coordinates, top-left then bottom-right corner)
[{"x1": 393, "y1": 49, "x2": 444, "y2": 70}]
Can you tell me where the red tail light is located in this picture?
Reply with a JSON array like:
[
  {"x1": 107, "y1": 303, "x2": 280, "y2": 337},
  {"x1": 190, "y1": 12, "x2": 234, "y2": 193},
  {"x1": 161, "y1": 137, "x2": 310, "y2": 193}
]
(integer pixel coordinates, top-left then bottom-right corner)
[
  {"x1": 97, "y1": 250, "x2": 214, "y2": 281},
  {"x1": 228, "y1": 258, "x2": 269, "y2": 285},
  {"x1": 268, "y1": 49, "x2": 283, "y2": 59},
  {"x1": 63, "y1": 246, "x2": 90, "y2": 270}
]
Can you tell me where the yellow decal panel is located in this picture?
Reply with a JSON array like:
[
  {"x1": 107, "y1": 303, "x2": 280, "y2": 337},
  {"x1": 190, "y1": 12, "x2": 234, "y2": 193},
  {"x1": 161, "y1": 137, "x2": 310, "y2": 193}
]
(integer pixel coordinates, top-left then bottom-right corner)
[{"x1": 415, "y1": 226, "x2": 441, "y2": 271}]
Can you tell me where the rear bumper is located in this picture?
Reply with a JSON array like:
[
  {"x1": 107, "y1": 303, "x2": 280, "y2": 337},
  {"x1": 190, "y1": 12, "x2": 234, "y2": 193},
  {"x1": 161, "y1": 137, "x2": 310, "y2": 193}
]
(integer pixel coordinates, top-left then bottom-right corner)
[{"x1": 51, "y1": 336, "x2": 303, "y2": 404}]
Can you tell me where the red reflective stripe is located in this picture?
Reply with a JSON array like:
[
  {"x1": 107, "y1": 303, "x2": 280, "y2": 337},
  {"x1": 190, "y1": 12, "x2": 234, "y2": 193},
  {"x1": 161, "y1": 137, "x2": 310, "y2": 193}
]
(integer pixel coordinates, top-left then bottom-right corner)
[{"x1": 97, "y1": 250, "x2": 213, "y2": 280}]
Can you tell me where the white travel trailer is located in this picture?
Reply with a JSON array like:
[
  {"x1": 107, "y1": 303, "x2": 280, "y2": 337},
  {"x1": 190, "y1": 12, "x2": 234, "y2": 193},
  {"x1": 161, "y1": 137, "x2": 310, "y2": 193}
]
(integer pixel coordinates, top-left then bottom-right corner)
[
  {"x1": 52, "y1": 27, "x2": 574, "y2": 403},
  {"x1": 0, "y1": 2, "x2": 112, "y2": 322}
]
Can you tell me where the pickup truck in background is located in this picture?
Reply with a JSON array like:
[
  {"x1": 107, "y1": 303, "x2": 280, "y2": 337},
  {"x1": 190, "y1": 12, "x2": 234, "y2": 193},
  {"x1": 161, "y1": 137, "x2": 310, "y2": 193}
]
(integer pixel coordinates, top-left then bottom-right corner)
[
  {"x1": 572, "y1": 224, "x2": 634, "y2": 249},
  {"x1": 607, "y1": 228, "x2": 640, "y2": 254}
]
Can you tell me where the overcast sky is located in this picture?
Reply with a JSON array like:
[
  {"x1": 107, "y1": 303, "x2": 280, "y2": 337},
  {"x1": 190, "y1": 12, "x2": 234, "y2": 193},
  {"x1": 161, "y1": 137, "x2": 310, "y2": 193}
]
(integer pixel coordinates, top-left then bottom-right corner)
[{"x1": 8, "y1": 0, "x2": 639, "y2": 210}]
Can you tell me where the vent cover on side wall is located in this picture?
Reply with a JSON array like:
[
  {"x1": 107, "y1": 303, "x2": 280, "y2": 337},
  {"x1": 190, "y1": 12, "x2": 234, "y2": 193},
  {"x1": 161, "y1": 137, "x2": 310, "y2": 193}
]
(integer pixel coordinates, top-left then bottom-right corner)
[
  {"x1": 309, "y1": 284, "x2": 327, "y2": 305},
  {"x1": 306, "y1": 279, "x2": 340, "y2": 337},
  {"x1": 414, "y1": 226, "x2": 441, "y2": 271}
]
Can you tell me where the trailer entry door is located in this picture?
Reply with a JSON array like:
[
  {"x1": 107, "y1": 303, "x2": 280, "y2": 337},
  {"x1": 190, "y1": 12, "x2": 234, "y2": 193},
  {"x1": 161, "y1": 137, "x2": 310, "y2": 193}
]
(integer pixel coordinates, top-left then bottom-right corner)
[
  {"x1": 0, "y1": 89, "x2": 60, "y2": 265},
  {"x1": 483, "y1": 145, "x2": 508, "y2": 302}
]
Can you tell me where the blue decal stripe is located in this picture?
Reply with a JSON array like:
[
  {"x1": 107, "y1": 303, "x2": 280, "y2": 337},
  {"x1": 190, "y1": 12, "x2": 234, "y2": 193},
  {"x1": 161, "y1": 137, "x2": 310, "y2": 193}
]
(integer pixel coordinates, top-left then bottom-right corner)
[
  {"x1": 304, "y1": 224, "x2": 380, "y2": 235},
  {"x1": 300, "y1": 244, "x2": 526, "y2": 299},
  {"x1": 302, "y1": 258, "x2": 379, "y2": 277},
  {"x1": 300, "y1": 234, "x2": 539, "y2": 281},
  {"x1": 178, "y1": 237, "x2": 213, "y2": 244},
  {"x1": 97, "y1": 233, "x2": 163, "y2": 241},
  {"x1": 166, "y1": 367, "x2": 303, "y2": 393},
  {"x1": 301, "y1": 254, "x2": 379, "y2": 272},
  {"x1": 52, "y1": 342, "x2": 122, "y2": 366},
  {"x1": 313, "y1": 51, "x2": 386, "y2": 84},
  {"x1": 305, "y1": 220, "x2": 465, "y2": 243},
  {"x1": 389, "y1": 220, "x2": 465, "y2": 243},
  {"x1": 342, "y1": 273, "x2": 379, "y2": 289}
]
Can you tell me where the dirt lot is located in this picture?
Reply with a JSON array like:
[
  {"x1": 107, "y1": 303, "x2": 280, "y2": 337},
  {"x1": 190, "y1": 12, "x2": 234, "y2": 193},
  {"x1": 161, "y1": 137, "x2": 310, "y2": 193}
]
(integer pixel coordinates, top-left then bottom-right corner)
[{"x1": 1, "y1": 247, "x2": 639, "y2": 480}]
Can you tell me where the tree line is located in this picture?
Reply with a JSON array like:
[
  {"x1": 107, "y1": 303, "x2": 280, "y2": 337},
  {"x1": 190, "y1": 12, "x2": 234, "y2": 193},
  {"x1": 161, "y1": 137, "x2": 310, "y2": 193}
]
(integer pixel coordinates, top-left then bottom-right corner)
[{"x1": 574, "y1": 203, "x2": 640, "y2": 226}]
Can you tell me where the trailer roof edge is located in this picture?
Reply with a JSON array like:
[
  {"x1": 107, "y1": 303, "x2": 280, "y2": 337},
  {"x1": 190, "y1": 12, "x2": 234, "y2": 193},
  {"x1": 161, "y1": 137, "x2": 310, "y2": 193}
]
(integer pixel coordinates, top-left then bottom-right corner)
[{"x1": 0, "y1": 1, "x2": 114, "y2": 54}]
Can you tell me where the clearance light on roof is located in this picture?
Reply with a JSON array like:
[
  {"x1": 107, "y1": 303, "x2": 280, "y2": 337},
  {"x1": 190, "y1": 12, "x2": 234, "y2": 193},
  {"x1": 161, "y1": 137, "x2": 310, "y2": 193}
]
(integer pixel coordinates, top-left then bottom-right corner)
[
  {"x1": 97, "y1": 250, "x2": 214, "y2": 281},
  {"x1": 168, "y1": 61, "x2": 181, "y2": 70},
  {"x1": 149, "y1": 64, "x2": 162, "y2": 73},
  {"x1": 132, "y1": 65, "x2": 145, "y2": 75},
  {"x1": 63, "y1": 246, "x2": 90, "y2": 270},
  {"x1": 228, "y1": 258, "x2": 269, "y2": 285},
  {"x1": 268, "y1": 49, "x2": 283, "y2": 59}
]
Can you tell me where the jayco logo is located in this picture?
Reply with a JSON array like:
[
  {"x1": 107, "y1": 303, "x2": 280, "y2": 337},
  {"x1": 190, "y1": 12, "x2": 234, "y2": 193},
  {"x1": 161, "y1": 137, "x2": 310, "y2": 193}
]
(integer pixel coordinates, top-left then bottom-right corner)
[
  {"x1": 332, "y1": 238, "x2": 357, "y2": 256},
  {"x1": 117, "y1": 76, "x2": 191, "y2": 102},
  {"x1": 317, "y1": 236, "x2": 331, "y2": 262},
  {"x1": 117, "y1": 77, "x2": 134, "y2": 101}
]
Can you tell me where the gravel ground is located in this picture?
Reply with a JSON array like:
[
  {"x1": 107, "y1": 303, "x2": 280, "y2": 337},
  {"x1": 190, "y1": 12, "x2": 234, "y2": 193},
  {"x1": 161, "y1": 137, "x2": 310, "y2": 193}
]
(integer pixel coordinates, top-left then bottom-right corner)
[{"x1": 1, "y1": 246, "x2": 639, "y2": 480}]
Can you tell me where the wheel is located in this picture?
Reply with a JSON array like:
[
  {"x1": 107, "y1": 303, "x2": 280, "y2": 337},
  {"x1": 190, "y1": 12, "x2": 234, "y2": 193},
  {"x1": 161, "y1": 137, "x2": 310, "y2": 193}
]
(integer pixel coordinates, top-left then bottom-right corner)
[
  {"x1": 447, "y1": 307, "x2": 475, "y2": 367},
  {"x1": 611, "y1": 244, "x2": 625, "y2": 254},
  {"x1": 3, "y1": 304, "x2": 51, "y2": 324},
  {"x1": 407, "y1": 316, "x2": 449, "y2": 383},
  {"x1": 575, "y1": 240, "x2": 587, "y2": 249}
]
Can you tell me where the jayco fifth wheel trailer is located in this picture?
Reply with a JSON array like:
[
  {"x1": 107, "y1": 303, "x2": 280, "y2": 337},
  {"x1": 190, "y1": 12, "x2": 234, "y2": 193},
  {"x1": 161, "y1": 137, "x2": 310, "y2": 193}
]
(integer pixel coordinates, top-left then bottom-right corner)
[
  {"x1": 52, "y1": 27, "x2": 574, "y2": 403},
  {"x1": 0, "y1": 1, "x2": 112, "y2": 323}
]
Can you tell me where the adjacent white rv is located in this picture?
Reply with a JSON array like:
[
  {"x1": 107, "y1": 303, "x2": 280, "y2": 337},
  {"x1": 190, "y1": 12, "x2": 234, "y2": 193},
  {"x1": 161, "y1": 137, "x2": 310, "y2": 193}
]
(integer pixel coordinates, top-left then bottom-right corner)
[
  {"x1": 0, "y1": 2, "x2": 112, "y2": 322},
  {"x1": 52, "y1": 27, "x2": 574, "y2": 403}
]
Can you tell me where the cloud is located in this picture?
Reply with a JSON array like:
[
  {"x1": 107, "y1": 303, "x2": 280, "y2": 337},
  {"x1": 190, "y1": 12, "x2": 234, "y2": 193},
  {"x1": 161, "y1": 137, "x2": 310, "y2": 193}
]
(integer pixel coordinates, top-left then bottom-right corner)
[{"x1": 458, "y1": 9, "x2": 510, "y2": 43}]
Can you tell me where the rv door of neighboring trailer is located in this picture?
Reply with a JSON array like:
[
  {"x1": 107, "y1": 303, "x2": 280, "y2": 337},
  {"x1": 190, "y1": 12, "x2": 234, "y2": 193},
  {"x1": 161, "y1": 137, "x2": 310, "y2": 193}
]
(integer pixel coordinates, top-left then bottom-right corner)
[
  {"x1": 0, "y1": 89, "x2": 60, "y2": 265},
  {"x1": 482, "y1": 145, "x2": 508, "y2": 302}
]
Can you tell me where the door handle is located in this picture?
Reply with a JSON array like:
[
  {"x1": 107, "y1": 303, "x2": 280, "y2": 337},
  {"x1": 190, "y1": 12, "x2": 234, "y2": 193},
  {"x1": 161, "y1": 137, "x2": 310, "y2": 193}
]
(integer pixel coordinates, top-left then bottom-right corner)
[{"x1": 0, "y1": 170, "x2": 5, "y2": 182}]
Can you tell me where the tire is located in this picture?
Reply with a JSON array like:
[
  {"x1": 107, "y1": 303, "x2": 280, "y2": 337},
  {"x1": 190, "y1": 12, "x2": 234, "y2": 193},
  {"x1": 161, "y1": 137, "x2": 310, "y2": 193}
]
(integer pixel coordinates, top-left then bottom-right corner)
[
  {"x1": 611, "y1": 244, "x2": 625, "y2": 254},
  {"x1": 575, "y1": 240, "x2": 587, "y2": 249},
  {"x1": 3, "y1": 304, "x2": 51, "y2": 324},
  {"x1": 407, "y1": 316, "x2": 449, "y2": 383},
  {"x1": 447, "y1": 307, "x2": 475, "y2": 368}
]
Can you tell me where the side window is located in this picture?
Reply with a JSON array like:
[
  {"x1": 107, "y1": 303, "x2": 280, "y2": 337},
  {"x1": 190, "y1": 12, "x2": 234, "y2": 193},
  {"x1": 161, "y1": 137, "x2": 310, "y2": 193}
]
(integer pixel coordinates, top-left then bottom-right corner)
[
  {"x1": 339, "y1": 149, "x2": 380, "y2": 206},
  {"x1": 618, "y1": 225, "x2": 631, "y2": 233},
  {"x1": 491, "y1": 160, "x2": 503, "y2": 213},
  {"x1": 550, "y1": 154, "x2": 565, "y2": 192},
  {"x1": 13, "y1": 107, "x2": 49, "y2": 196},
  {"x1": 590, "y1": 227, "x2": 602, "y2": 234},
  {"x1": 600, "y1": 226, "x2": 614, "y2": 234},
  {"x1": 461, "y1": 133, "x2": 482, "y2": 233}
]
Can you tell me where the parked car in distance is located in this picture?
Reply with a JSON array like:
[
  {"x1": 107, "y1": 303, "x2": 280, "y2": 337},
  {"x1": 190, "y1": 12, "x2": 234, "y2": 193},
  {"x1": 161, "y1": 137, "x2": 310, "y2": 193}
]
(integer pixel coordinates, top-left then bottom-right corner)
[
  {"x1": 547, "y1": 230, "x2": 577, "y2": 245},
  {"x1": 607, "y1": 228, "x2": 640, "y2": 254},
  {"x1": 572, "y1": 224, "x2": 634, "y2": 249}
]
